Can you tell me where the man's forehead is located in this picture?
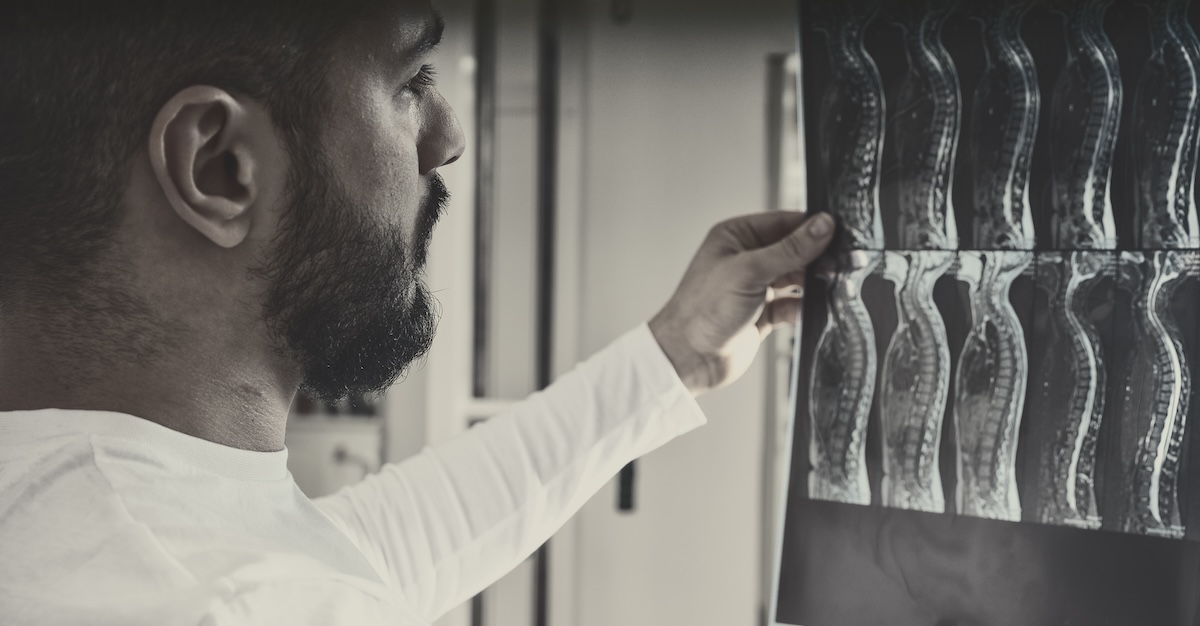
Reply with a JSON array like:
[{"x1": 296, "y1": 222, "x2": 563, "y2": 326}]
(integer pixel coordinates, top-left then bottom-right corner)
[
  {"x1": 328, "y1": 1, "x2": 443, "y2": 71},
  {"x1": 385, "y1": 2, "x2": 444, "y2": 59}
]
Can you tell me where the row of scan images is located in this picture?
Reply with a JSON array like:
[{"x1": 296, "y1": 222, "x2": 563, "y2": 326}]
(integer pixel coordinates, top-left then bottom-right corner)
[
  {"x1": 795, "y1": 248, "x2": 1200, "y2": 539},
  {"x1": 802, "y1": 0, "x2": 1200, "y2": 252}
]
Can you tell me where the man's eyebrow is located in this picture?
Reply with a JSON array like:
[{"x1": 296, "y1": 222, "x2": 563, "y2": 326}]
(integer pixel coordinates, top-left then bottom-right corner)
[{"x1": 409, "y1": 10, "x2": 445, "y2": 59}]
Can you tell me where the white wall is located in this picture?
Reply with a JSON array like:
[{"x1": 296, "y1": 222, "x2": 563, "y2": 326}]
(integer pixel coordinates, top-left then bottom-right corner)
[{"x1": 571, "y1": 2, "x2": 797, "y2": 625}]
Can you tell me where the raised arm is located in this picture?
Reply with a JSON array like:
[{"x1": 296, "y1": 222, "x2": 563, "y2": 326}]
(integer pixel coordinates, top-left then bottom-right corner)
[{"x1": 314, "y1": 211, "x2": 834, "y2": 621}]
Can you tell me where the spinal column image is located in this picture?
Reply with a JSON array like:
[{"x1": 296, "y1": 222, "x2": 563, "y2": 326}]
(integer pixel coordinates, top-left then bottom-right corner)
[
  {"x1": 951, "y1": 0, "x2": 1039, "y2": 522},
  {"x1": 1028, "y1": 251, "x2": 1113, "y2": 529},
  {"x1": 875, "y1": 0, "x2": 959, "y2": 512},
  {"x1": 778, "y1": 0, "x2": 1200, "y2": 622},
  {"x1": 808, "y1": 251, "x2": 881, "y2": 504},
  {"x1": 953, "y1": 250, "x2": 1033, "y2": 521},
  {"x1": 1025, "y1": 0, "x2": 1121, "y2": 530},
  {"x1": 878, "y1": 250, "x2": 954, "y2": 511},
  {"x1": 1117, "y1": 251, "x2": 1197, "y2": 539},
  {"x1": 1114, "y1": 0, "x2": 1200, "y2": 540},
  {"x1": 804, "y1": 0, "x2": 886, "y2": 506},
  {"x1": 792, "y1": 0, "x2": 1200, "y2": 530}
]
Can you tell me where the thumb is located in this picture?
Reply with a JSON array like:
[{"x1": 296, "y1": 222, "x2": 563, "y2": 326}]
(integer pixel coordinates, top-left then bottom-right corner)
[{"x1": 740, "y1": 213, "x2": 835, "y2": 284}]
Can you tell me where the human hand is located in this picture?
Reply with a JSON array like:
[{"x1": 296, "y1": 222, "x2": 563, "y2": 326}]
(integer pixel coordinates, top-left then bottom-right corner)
[{"x1": 648, "y1": 211, "x2": 835, "y2": 396}]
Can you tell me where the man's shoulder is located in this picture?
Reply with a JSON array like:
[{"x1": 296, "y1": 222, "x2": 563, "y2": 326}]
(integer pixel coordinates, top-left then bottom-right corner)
[
  {"x1": 0, "y1": 416, "x2": 131, "y2": 516},
  {"x1": 0, "y1": 424, "x2": 205, "y2": 620},
  {"x1": 0, "y1": 463, "x2": 420, "y2": 626},
  {"x1": 0, "y1": 412, "x2": 422, "y2": 625},
  {"x1": 0, "y1": 428, "x2": 123, "y2": 537}
]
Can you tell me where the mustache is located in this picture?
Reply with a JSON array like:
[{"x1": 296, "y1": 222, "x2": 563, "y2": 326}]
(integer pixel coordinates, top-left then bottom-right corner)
[
  {"x1": 412, "y1": 174, "x2": 450, "y2": 267},
  {"x1": 426, "y1": 174, "x2": 450, "y2": 223}
]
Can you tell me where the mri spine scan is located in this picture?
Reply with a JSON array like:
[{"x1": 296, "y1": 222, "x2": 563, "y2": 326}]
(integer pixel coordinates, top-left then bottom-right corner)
[
  {"x1": 878, "y1": 0, "x2": 958, "y2": 512},
  {"x1": 1030, "y1": 0, "x2": 1120, "y2": 529},
  {"x1": 1033, "y1": 253, "x2": 1110, "y2": 529},
  {"x1": 1117, "y1": 0, "x2": 1200, "y2": 539},
  {"x1": 1131, "y1": 0, "x2": 1200, "y2": 250},
  {"x1": 969, "y1": 0, "x2": 1039, "y2": 250},
  {"x1": 796, "y1": 0, "x2": 1200, "y2": 540},
  {"x1": 1120, "y1": 252, "x2": 1195, "y2": 539},
  {"x1": 954, "y1": 251, "x2": 1032, "y2": 521},
  {"x1": 953, "y1": 0, "x2": 1038, "y2": 521},
  {"x1": 1049, "y1": 0, "x2": 1121, "y2": 250},
  {"x1": 813, "y1": 0, "x2": 886, "y2": 250},
  {"x1": 807, "y1": 0, "x2": 886, "y2": 505},
  {"x1": 880, "y1": 251, "x2": 954, "y2": 511},
  {"x1": 809, "y1": 252, "x2": 882, "y2": 505},
  {"x1": 890, "y1": 0, "x2": 960, "y2": 251}
]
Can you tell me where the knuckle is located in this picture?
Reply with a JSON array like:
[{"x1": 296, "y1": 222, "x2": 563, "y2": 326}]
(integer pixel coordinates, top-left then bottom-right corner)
[
  {"x1": 705, "y1": 219, "x2": 748, "y2": 254},
  {"x1": 709, "y1": 215, "x2": 745, "y2": 238}
]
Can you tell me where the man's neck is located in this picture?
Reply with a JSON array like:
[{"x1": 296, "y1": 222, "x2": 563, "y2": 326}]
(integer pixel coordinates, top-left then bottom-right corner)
[{"x1": 0, "y1": 307, "x2": 298, "y2": 452}]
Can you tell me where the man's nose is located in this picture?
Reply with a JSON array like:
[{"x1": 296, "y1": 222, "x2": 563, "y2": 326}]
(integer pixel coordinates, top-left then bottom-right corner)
[{"x1": 419, "y1": 94, "x2": 466, "y2": 174}]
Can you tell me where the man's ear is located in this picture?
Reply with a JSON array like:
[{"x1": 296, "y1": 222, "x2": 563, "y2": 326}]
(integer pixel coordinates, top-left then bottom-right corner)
[{"x1": 148, "y1": 86, "x2": 280, "y2": 249}]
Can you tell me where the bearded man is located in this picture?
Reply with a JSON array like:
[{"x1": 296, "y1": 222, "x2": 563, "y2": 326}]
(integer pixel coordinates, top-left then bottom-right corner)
[{"x1": 0, "y1": 1, "x2": 834, "y2": 623}]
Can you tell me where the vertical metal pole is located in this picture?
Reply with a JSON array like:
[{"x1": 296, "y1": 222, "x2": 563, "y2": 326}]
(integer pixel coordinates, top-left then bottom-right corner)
[
  {"x1": 472, "y1": 0, "x2": 498, "y2": 401},
  {"x1": 471, "y1": 0, "x2": 497, "y2": 624},
  {"x1": 536, "y1": 0, "x2": 559, "y2": 385},
  {"x1": 761, "y1": 55, "x2": 787, "y2": 626},
  {"x1": 534, "y1": 0, "x2": 560, "y2": 623},
  {"x1": 471, "y1": 594, "x2": 485, "y2": 626}
]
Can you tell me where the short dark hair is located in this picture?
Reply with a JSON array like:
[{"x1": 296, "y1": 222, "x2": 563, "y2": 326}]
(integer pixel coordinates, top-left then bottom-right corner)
[{"x1": 0, "y1": 1, "x2": 385, "y2": 302}]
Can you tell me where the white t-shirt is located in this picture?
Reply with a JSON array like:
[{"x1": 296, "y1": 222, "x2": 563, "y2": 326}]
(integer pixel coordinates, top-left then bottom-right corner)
[{"x1": 0, "y1": 324, "x2": 706, "y2": 625}]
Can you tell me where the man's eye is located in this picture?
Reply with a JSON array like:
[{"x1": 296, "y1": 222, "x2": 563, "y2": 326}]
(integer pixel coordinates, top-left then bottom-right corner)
[{"x1": 403, "y1": 64, "x2": 438, "y2": 94}]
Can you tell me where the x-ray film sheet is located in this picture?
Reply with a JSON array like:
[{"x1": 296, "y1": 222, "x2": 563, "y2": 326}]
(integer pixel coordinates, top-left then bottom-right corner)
[{"x1": 775, "y1": 0, "x2": 1200, "y2": 624}]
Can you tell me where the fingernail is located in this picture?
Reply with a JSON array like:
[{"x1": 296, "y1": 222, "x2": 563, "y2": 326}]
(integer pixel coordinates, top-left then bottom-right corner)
[{"x1": 808, "y1": 214, "x2": 833, "y2": 238}]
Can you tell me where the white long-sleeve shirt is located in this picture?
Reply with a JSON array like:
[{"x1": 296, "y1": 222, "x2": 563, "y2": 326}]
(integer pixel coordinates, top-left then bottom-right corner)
[{"x1": 0, "y1": 324, "x2": 707, "y2": 625}]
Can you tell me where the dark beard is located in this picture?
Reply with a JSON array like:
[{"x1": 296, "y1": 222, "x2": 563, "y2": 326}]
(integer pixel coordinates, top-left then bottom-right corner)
[{"x1": 255, "y1": 150, "x2": 448, "y2": 404}]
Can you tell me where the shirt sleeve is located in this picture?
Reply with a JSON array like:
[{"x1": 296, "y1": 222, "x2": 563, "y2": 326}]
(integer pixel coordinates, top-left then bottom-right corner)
[
  {"x1": 201, "y1": 578, "x2": 425, "y2": 626},
  {"x1": 312, "y1": 323, "x2": 707, "y2": 622}
]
